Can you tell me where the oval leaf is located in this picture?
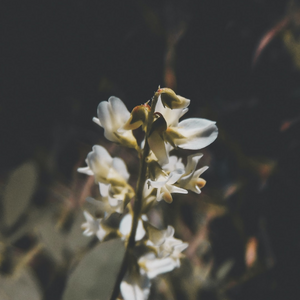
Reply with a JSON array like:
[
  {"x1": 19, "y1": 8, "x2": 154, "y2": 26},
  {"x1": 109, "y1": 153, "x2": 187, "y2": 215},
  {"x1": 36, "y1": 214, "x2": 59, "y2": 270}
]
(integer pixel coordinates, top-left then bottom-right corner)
[
  {"x1": 62, "y1": 238, "x2": 125, "y2": 300},
  {"x1": 0, "y1": 267, "x2": 42, "y2": 300},
  {"x1": 3, "y1": 161, "x2": 38, "y2": 228}
]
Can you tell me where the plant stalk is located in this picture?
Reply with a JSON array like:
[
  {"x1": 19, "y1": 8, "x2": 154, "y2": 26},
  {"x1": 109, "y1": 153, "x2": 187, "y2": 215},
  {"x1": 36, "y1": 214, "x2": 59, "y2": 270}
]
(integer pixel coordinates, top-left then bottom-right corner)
[{"x1": 109, "y1": 91, "x2": 160, "y2": 300}]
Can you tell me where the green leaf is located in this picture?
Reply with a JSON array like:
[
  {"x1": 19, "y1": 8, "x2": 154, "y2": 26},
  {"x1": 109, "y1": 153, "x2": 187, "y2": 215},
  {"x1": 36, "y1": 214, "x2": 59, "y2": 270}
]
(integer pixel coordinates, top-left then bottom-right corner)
[
  {"x1": 0, "y1": 267, "x2": 42, "y2": 300},
  {"x1": 36, "y1": 209, "x2": 66, "y2": 264},
  {"x1": 2, "y1": 161, "x2": 38, "y2": 228},
  {"x1": 62, "y1": 238, "x2": 126, "y2": 300}
]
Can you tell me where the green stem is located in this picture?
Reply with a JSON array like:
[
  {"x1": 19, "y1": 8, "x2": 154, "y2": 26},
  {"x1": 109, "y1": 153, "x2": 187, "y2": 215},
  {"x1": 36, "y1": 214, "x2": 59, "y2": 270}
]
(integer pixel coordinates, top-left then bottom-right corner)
[{"x1": 109, "y1": 91, "x2": 160, "y2": 300}]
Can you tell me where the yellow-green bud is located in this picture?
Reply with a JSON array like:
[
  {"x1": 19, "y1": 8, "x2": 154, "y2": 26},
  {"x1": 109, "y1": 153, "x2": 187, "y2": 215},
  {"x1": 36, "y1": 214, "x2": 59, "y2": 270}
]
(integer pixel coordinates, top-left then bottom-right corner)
[
  {"x1": 158, "y1": 88, "x2": 190, "y2": 109},
  {"x1": 123, "y1": 104, "x2": 150, "y2": 131}
]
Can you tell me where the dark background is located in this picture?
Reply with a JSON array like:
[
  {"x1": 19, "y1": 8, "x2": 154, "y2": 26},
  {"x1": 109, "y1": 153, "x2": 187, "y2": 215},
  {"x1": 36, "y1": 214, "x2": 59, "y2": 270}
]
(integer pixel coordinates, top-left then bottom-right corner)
[{"x1": 1, "y1": 0, "x2": 300, "y2": 299}]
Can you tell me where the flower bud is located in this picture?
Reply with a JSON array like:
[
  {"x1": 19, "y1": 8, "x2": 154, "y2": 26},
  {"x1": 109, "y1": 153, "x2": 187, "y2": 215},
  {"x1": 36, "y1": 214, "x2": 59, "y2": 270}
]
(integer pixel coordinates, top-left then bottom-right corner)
[
  {"x1": 158, "y1": 88, "x2": 190, "y2": 109},
  {"x1": 123, "y1": 104, "x2": 150, "y2": 131}
]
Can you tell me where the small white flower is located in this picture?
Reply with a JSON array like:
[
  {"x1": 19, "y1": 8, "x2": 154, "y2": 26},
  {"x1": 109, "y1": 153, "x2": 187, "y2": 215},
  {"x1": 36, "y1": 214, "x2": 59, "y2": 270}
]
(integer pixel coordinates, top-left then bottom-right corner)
[
  {"x1": 78, "y1": 145, "x2": 131, "y2": 188},
  {"x1": 92, "y1": 96, "x2": 137, "y2": 148},
  {"x1": 81, "y1": 211, "x2": 108, "y2": 241},
  {"x1": 139, "y1": 226, "x2": 188, "y2": 279},
  {"x1": 148, "y1": 97, "x2": 218, "y2": 165},
  {"x1": 147, "y1": 226, "x2": 188, "y2": 261},
  {"x1": 178, "y1": 153, "x2": 208, "y2": 193},
  {"x1": 86, "y1": 183, "x2": 124, "y2": 218},
  {"x1": 146, "y1": 169, "x2": 187, "y2": 203},
  {"x1": 162, "y1": 155, "x2": 185, "y2": 173},
  {"x1": 139, "y1": 253, "x2": 176, "y2": 279}
]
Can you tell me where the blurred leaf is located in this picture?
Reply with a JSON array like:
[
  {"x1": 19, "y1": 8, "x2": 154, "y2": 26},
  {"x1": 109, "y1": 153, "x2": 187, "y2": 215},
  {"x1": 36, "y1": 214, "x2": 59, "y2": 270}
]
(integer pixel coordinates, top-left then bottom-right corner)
[
  {"x1": 62, "y1": 238, "x2": 125, "y2": 300},
  {"x1": 0, "y1": 267, "x2": 42, "y2": 300},
  {"x1": 36, "y1": 209, "x2": 66, "y2": 264},
  {"x1": 8, "y1": 207, "x2": 46, "y2": 243},
  {"x1": 66, "y1": 210, "x2": 93, "y2": 253},
  {"x1": 2, "y1": 161, "x2": 38, "y2": 228},
  {"x1": 216, "y1": 259, "x2": 234, "y2": 281}
]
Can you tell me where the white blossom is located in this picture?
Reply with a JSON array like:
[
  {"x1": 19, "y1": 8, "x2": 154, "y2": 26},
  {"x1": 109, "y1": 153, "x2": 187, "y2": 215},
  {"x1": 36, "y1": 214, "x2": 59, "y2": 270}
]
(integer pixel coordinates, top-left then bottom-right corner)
[
  {"x1": 81, "y1": 211, "x2": 108, "y2": 241},
  {"x1": 92, "y1": 96, "x2": 137, "y2": 148},
  {"x1": 85, "y1": 183, "x2": 124, "y2": 218},
  {"x1": 139, "y1": 226, "x2": 188, "y2": 279},
  {"x1": 78, "y1": 145, "x2": 132, "y2": 190},
  {"x1": 178, "y1": 153, "x2": 208, "y2": 193},
  {"x1": 146, "y1": 169, "x2": 187, "y2": 203},
  {"x1": 148, "y1": 96, "x2": 218, "y2": 165}
]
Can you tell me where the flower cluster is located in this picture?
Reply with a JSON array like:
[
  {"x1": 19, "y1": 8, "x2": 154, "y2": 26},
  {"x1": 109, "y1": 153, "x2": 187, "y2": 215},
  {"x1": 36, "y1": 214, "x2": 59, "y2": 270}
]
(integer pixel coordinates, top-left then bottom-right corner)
[{"x1": 78, "y1": 88, "x2": 218, "y2": 300}]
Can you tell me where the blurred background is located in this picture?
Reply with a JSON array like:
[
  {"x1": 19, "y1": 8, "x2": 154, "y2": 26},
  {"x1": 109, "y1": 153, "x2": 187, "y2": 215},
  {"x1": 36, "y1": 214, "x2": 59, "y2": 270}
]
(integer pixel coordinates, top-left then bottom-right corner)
[{"x1": 1, "y1": 0, "x2": 300, "y2": 299}]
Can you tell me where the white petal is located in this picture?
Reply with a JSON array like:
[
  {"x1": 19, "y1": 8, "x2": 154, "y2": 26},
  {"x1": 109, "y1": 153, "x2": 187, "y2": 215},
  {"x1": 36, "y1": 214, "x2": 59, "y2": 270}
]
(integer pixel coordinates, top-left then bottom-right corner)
[
  {"x1": 174, "y1": 242, "x2": 189, "y2": 254},
  {"x1": 109, "y1": 96, "x2": 131, "y2": 125},
  {"x1": 179, "y1": 153, "x2": 203, "y2": 186},
  {"x1": 87, "y1": 145, "x2": 113, "y2": 176},
  {"x1": 176, "y1": 118, "x2": 218, "y2": 150},
  {"x1": 166, "y1": 225, "x2": 175, "y2": 237},
  {"x1": 119, "y1": 214, "x2": 145, "y2": 241},
  {"x1": 146, "y1": 176, "x2": 168, "y2": 189},
  {"x1": 155, "y1": 96, "x2": 187, "y2": 127},
  {"x1": 148, "y1": 131, "x2": 169, "y2": 165},
  {"x1": 167, "y1": 184, "x2": 188, "y2": 195},
  {"x1": 136, "y1": 219, "x2": 146, "y2": 241},
  {"x1": 97, "y1": 100, "x2": 116, "y2": 142},
  {"x1": 185, "y1": 153, "x2": 203, "y2": 174},
  {"x1": 112, "y1": 157, "x2": 130, "y2": 181},
  {"x1": 96, "y1": 225, "x2": 107, "y2": 241},
  {"x1": 99, "y1": 182, "x2": 109, "y2": 197},
  {"x1": 167, "y1": 169, "x2": 185, "y2": 184},
  {"x1": 77, "y1": 166, "x2": 94, "y2": 176},
  {"x1": 121, "y1": 272, "x2": 151, "y2": 300},
  {"x1": 119, "y1": 214, "x2": 132, "y2": 238},
  {"x1": 162, "y1": 156, "x2": 184, "y2": 173},
  {"x1": 92, "y1": 117, "x2": 101, "y2": 126},
  {"x1": 83, "y1": 210, "x2": 94, "y2": 222},
  {"x1": 141, "y1": 256, "x2": 177, "y2": 279}
]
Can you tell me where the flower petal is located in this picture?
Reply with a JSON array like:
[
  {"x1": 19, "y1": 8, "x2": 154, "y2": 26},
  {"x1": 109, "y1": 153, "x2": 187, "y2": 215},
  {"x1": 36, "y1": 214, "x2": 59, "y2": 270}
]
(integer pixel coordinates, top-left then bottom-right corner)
[
  {"x1": 119, "y1": 214, "x2": 146, "y2": 241},
  {"x1": 97, "y1": 96, "x2": 131, "y2": 142},
  {"x1": 175, "y1": 118, "x2": 218, "y2": 150},
  {"x1": 112, "y1": 157, "x2": 130, "y2": 181},
  {"x1": 139, "y1": 253, "x2": 177, "y2": 279},
  {"x1": 121, "y1": 272, "x2": 151, "y2": 300},
  {"x1": 155, "y1": 96, "x2": 188, "y2": 127},
  {"x1": 86, "y1": 145, "x2": 113, "y2": 180},
  {"x1": 148, "y1": 131, "x2": 169, "y2": 165}
]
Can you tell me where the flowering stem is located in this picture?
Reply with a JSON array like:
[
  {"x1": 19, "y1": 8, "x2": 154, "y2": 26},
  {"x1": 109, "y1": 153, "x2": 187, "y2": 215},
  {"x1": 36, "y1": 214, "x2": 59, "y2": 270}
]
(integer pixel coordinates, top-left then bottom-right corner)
[{"x1": 109, "y1": 92, "x2": 160, "y2": 300}]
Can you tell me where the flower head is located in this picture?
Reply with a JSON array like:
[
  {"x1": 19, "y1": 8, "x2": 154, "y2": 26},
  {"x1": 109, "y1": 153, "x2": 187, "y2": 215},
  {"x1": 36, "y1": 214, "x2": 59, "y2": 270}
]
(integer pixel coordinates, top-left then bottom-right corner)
[
  {"x1": 148, "y1": 96, "x2": 218, "y2": 165},
  {"x1": 93, "y1": 96, "x2": 138, "y2": 149},
  {"x1": 81, "y1": 211, "x2": 109, "y2": 241}
]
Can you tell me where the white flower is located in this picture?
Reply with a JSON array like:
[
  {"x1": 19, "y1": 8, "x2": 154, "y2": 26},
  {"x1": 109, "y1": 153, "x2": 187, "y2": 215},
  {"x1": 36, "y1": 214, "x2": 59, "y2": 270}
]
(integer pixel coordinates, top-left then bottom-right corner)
[
  {"x1": 119, "y1": 214, "x2": 146, "y2": 242},
  {"x1": 139, "y1": 253, "x2": 176, "y2": 279},
  {"x1": 92, "y1": 96, "x2": 137, "y2": 148},
  {"x1": 78, "y1": 145, "x2": 131, "y2": 187},
  {"x1": 146, "y1": 169, "x2": 187, "y2": 203},
  {"x1": 147, "y1": 226, "x2": 188, "y2": 261},
  {"x1": 148, "y1": 96, "x2": 218, "y2": 165},
  {"x1": 162, "y1": 155, "x2": 185, "y2": 173},
  {"x1": 86, "y1": 183, "x2": 124, "y2": 218},
  {"x1": 81, "y1": 211, "x2": 108, "y2": 241},
  {"x1": 178, "y1": 153, "x2": 208, "y2": 193},
  {"x1": 139, "y1": 226, "x2": 188, "y2": 279}
]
